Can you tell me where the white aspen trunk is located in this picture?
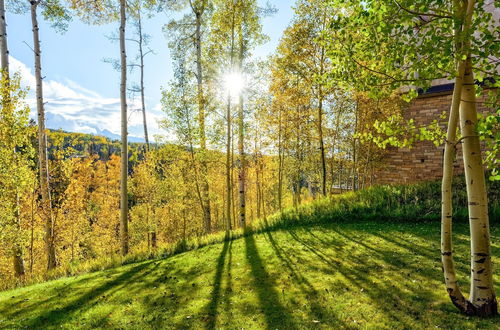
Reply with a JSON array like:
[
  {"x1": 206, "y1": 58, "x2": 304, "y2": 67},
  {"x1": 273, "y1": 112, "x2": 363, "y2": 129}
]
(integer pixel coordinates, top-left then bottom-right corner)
[
  {"x1": 137, "y1": 12, "x2": 149, "y2": 151},
  {"x1": 261, "y1": 160, "x2": 266, "y2": 218},
  {"x1": 318, "y1": 91, "x2": 326, "y2": 196},
  {"x1": 13, "y1": 200, "x2": 25, "y2": 276},
  {"x1": 225, "y1": 2, "x2": 236, "y2": 233},
  {"x1": 277, "y1": 106, "x2": 283, "y2": 212},
  {"x1": 256, "y1": 156, "x2": 261, "y2": 219},
  {"x1": 231, "y1": 130, "x2": 237, "y2": 228},
  {"x1": 441, "y1": 58, "x2": 470, "y2": 313},
  {"x1": 441, "y1": 0, "x2": 497, "y2": 316},
  {"x1": 146, "y1": 200, "x2": 150, "y2": 250},
  {"x1": 226, "y1": 93, "x2": 232, "y2": 233},
  {"x1": 0, "y1": 0, "x2": 8, "y2": 73},
  {"x1": 238, "y1": 94, "x2": 246, "y2": 227},
  {"x1": 119, "y1": 0, "x2": 129, "y2": 256},
  {"x1": 318, "y1": 48, "x2": 326, "y2": 196},
  {"x1": 237, "y1": 28, "x2": 246, "y2": 228},
  {"x1": 30, "y1": 1, "x2": 56, "y2": 270},
  {"x1": 1, "y1": 0, "x2": 25, "y2": 277},
  {"x1": 460, "y1": 56, "x2": 497, "y2": 316},
  {"x1": 192, "y1": 1, "x2": 212, "y2": 233},
  {"x1": 352, "y1": 100, "x2": 358, "y2": 191},
  {"x1": 29, "y1": 185, "x2": 35, "y2": 273},
  {"x1": 137, "y1": 11, "x2": 155, "y2": 246},
  {"x1": 331, "y1": 107, "x2": 341, "y2": 193}
]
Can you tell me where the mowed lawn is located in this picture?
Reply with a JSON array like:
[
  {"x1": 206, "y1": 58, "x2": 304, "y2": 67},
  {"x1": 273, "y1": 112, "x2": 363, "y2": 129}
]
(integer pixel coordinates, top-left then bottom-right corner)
[{"x1": 0, "y1": 221, "x2": 498, "y2": 329}]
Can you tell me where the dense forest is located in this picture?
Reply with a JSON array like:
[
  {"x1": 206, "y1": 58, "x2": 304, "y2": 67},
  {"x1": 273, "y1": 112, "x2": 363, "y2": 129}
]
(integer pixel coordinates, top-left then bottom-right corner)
[{"x1": 0, "y1": 0, "x2": 499, "y2": 325}]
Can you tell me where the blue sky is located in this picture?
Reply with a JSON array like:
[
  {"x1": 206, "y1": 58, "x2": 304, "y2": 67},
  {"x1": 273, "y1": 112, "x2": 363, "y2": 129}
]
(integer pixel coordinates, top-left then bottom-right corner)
[{"x1": 8, "y1": 1, "x2": 294, "y2": 140}]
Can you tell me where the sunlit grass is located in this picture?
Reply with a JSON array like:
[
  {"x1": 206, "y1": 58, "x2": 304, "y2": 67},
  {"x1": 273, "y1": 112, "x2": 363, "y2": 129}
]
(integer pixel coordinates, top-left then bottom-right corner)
[{"x1": 0, "y1": 220, "x2": 498, "y2": 329}]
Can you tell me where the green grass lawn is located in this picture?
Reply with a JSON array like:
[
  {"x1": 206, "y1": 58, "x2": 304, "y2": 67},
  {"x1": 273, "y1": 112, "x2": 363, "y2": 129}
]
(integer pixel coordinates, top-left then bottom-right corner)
[{"x1": 0, "y1": 220, "x2": 498, "y2": 329}]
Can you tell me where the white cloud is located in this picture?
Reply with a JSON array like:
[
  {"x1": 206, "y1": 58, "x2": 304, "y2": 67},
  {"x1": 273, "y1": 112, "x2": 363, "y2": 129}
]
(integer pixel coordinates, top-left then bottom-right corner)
[{"x1": 9, "y1": 56, "x2": 163, "y2": 141}]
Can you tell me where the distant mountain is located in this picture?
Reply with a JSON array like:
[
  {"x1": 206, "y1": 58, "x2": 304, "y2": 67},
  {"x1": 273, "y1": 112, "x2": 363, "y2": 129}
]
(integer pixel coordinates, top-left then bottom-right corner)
[
  {"x1": 94, "y1": 128, "x2": 145, "y2": 143},
  {"x1": 45, "y1": 112, "x2": 145, "y2": 143}
]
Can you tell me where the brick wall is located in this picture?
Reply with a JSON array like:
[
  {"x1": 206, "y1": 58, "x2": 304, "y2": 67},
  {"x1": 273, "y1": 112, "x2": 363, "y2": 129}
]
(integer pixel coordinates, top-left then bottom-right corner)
[{"x1": 374, "y1": 91, "x2": 491, "y2": 185}]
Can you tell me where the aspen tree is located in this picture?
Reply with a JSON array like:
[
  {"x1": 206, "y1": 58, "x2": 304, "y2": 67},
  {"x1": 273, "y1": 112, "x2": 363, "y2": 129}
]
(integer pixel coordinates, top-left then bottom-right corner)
[
  {"x1": 192, "y1": 0, "x2": 212, "y2": 233},
  {"x1": 30, "y1": 0, "x2": 55, "y2": 270},
  {"x1": 69, "y1": 0, "x2": 129, "y2": 255},
  {"x1": 6, "y1": 0, "x2": 69, "y2": 271},
  {"x1": 0, "y1": 0, "x2": 25, "y2": 277},
  {"x1": 325, "y1": 0, "x2": 498, "y2": 315},
  {"x1": 160, "y1": 0, "x2": 213, "y2": 233},
  {"x1": 118, "y1": 0, "x2": 128, "y2": 255}
]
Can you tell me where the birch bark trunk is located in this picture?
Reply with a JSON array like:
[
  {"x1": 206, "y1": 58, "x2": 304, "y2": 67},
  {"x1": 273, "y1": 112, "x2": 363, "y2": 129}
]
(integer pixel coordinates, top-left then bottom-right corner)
[
  {"x1": 318, "y1": 48, "x2": 326, "y2": 196},
  {"x1": 277, "y1": 106, "x2": 283, "y2": 212},
  {"x1": 459, "y1": 56, "x2": 497, "y2": 316},
  {"x1": 30, "y1": 0, "x2": 56, "y2": 270},
  {"x1": 119, "y1": 0, "x2": 129, "y2": 256},
  {"x1": 137, "y1": 12, "x2": 149, "y2": 151},
  {"x1": 1, "y1": 0, "x2": 25, "y2": 277},
  {"x1": 225, "y1": 2, "x2": 236, "y2": 233},
  {"x1": 441, "y1": 0, "x2": 497, "y2": 316},
  {"x1": 237, "y1": 29, "x2": 246, "y2": 228},
  {"x1": 441, "y1": 57, "x2": 470, "y2": 313},
  {"x1": 192, "y1": 0, "x2": 212, "y2": 233}
]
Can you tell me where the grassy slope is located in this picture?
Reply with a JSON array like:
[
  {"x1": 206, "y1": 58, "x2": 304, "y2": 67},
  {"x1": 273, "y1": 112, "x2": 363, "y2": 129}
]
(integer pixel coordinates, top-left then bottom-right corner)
[{"x1": 0, "y1": 220, "x2": 498, "y2": 329}]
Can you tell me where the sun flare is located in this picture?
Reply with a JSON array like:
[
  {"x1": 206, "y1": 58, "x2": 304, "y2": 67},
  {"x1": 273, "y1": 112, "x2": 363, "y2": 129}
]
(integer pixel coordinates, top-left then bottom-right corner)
[{"x1": 223, "y1": 72, "x2": 245, "y2": 97}]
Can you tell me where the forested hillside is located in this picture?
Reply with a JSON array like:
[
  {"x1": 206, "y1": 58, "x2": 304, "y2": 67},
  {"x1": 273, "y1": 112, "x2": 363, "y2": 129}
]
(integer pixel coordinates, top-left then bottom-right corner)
[{"x1": 46, "y1": 130, "x2": 146, "y2": 161}]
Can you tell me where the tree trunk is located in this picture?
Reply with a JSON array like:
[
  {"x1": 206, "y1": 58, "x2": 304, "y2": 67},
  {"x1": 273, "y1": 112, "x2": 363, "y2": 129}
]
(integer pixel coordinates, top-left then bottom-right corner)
[
  {"x1": 338, "y1": 161, "x2": 343, "y2": 194},
  {"x1": 29, "y1": 185, "x2": 35, "y2": 273},
  {"x1": 137, "y1": 12, "x2": 149, "y2": 151},
  {"x1": 277, "y1": 106, "x2": 283, "y2": 212},
  {"x1": 146, "y1": 201, "x2": 150, "y2": 250},
  {"x1": 225, "y1": 3, "x2": 236, "y2": 233},
  {"x1": 193, "y1": 2, "x2": 212, "y2": 234},
  {"x1": 151, "y1": 208, "x2": 157, "y2": 249},
  {"x1": 459, "y1": 56, "x2": 497, "y2": 316},
  {"x1": 441, "y1": 56, "x2": 470, "y2": 314},
  {"x1": 13, "y1": 197, "x2": 25, "y2": 277},
  {"x1": 138, "y1": 13, "x2": 155, "y2": 242},
  {"x1": 0, "y1": 0, "x2": 8, "y2": 75},
  {"x1": 225, "y1": 94, "x2": 232, "y2": 233},
  {"x1": 182, "y1": 207, "x2": 187, "y2": 241},
  {"x1": 441, "y1": 0, "x2": 497, "y2": 316},
  {"x1": 256, "y1": 155, "x2": 261, "y2": 219},
  {"x1": 119, "y1": 0, "x2": 129, "y2": 256},
  {"x1": 2, "y1": 0, "x2": 25, "y2": 277},
  {"x1": 231, "y1": 133, "x2": 237, "y2": 228},
  {"x1": 237, "y1": 31, "x2": 246, "y2": 228},
  {"x1": 317, "y1": 47, "x2": 326, "y2": 196},
  {"x1": 352, "y1": 101, "x2": 358, "y2": 191},
  {"x1": 31, "y1": 1, "x2": 56, "y2": 270}
]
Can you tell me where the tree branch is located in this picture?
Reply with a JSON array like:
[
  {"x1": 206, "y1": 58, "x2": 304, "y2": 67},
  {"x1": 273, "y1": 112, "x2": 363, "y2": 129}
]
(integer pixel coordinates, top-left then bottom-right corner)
[{"x1": 393, "y1": 0, "x2": 452, "y2": 19}]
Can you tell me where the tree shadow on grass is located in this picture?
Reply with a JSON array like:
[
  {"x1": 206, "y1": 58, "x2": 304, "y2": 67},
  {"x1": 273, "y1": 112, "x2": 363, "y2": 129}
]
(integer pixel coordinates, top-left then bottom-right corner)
[
  {"x1": 327, "y1": 227, "x2": 435, "y2": 279},
  {"x1": 244, "y1": 232, "x2": 297, "y2": 329},
  {"x1": 287, "y1": 227, "x2": 443, "y2": 325},
  {"x1": 203, "y1": 238, "x2": 230, "y2": 329},
  {"x1": 265, "y1": 230, "x2": 350, "y2": 328},
  {"x1": 224, "y1": 240, "x2": 233, "y2": 317},
  {"x1": 18, "y1": 261, "x2": 156, "y2": 328}
]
